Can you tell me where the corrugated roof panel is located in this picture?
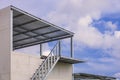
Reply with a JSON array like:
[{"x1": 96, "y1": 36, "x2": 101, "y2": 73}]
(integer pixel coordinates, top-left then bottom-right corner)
[{"x1": 12, "y1": 6, "x2": 74, "y2": 49}]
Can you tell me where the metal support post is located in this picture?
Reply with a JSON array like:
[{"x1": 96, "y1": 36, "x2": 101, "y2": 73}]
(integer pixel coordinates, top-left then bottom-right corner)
[
  {"x1": 40, "y1": 44, "x2": 42, "y2": 56},
  {"x1": 59, "y1": 40, "x2": 61, "y2": 56},
  {"x1": 70, "y1": 37, "x2": 73, "y2": 58}
]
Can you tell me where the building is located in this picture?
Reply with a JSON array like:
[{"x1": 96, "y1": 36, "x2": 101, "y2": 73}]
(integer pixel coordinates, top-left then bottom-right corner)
[
  {"x1": 0, "y1": 6, "x2": 84, "y2": 80},
  {"x1": 73, "y1": 73, "x2": 116, "y2": 80}
]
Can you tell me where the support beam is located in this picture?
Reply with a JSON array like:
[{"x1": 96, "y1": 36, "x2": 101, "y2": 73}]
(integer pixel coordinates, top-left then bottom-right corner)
[
  {"x1": 14, "y1": 34, "x2": 72, "y2": 50},
  {"x1": 13, "y1": 14, "x2": 24, "y2": 18},
  {"x1": 70, "y1": 37, "x2": 73, "y2": 58},
  {"x1": 40, "y1": 30, "x2": 60, "y2": 35},
  {"x1": 13, "y1": 29, "x2": 40, "y2": 41},
  {"x1": 13, "y1": 29, "x2": 60, "y2": 43},
  {"x1": 13, "y1": 25, "x2": 50, "y2": 42},
  {"x1": 13, "y1": 33, "x2": 44, "y2": 43},
  {"x1": 40, "y1": 44, "x2": 42, "y2": 56},
  {"x1": 59, "y1": 40, "x2": 61, "y2": 56},
  {"x1": 14, "y1": 19, "x2": 37, "y2": 28},
  {"x1": 14, "y1": 25, "x2": 50, "y2": 36}
]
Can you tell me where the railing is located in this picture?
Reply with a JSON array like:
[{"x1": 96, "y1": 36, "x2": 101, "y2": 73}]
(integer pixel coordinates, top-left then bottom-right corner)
[{"x1": 31, "y1": 41, "x2": 61, "y2": 80}]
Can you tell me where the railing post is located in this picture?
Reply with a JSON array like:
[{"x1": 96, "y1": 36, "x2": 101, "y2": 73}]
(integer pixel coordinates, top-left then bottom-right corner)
[
  {"x1": 51, "y1": 54, "x2": 52, "y2": 67},
  {"x1": 38, "y1": 68, "x2": 40, "y2": 80},
  {"x1": 48, "y1": 58, "x2": 49, "y2": 70},
  {"x1": 59, "y1": 40, "x2": 61, "y2": 56},
  {"x1": 41, "y1": 66, "x2": 43, "y2": 79}
]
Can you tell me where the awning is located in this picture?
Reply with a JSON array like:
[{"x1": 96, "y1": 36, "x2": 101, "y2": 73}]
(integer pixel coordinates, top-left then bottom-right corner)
[{"x1": 11, "y1": 6, "x2": 74, "y2": 50}]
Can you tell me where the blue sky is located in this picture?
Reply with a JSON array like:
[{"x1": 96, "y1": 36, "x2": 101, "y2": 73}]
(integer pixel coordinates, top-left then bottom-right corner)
[{"x1": 0, "y1": 0, "x2": 120, "y2": 79}]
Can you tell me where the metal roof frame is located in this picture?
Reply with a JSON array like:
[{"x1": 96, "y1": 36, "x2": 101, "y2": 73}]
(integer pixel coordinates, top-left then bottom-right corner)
[
  {"x1": 11, "y1": 6, "x2": 74, "y2": 50},
  {"x1": 73, "y1": 73, "x2": 116, "y2": 80}
]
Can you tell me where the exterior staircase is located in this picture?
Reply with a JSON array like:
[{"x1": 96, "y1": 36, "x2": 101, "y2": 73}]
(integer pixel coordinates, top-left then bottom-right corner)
[{"x1": 31, "y1": 41, "x2": 61, "y2": 80}]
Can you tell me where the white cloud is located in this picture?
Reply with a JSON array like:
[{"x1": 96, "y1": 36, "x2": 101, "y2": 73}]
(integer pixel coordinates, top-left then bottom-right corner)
[
  {"x1": 87, "y1": 62, "x2": 112, "y2": 71},
  {"x1": 42, "y1": 43, "x2": 50, "y2": 56},
  {"x1": 98, "y1": 57, "x2": 116, "y2": 63},
  {"x1": 105, "y1": 21, "x2": 117, "y2": 32},
  {"x1": 44, "y1": 0, "x2": 120, "y2": 76},
  {"x1": 114, "y1": 73, "x2": 120, "y2": 78},
  {"x1": 46, "y1": 0, "x2": 120, "y2": 59},
  {"x1": 74, "y1": 57, "x2": 120, "y2": 76},
  {"x1": 75, "y1": 16, "x2": 103, "y2": 48},
  {"x1": 115, "y1": 31, "x2": 120, "y2": 39},
  {"x1": 78, "y1": 16, "x2": 92, "y2": 27}
]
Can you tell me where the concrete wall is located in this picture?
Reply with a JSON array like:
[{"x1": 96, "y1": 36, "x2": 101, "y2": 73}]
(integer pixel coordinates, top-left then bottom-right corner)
[
  {"x1": 11, "y1": 52, "x2": 73, "y2": 80},
  {"x1": 0, "y1": 7, "x2": 12, "y2": 80},
  {"x1": 46, "y1": 62, "x2": 73, "y2": 80},
  {"x1": 11, "y1": 52, "x2": 43, "y2": 80}
]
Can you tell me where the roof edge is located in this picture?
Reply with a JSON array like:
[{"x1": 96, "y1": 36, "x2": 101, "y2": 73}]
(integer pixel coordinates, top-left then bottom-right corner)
[{"x1": 73, "y1": 73, "x2": 116, "y2": 79}]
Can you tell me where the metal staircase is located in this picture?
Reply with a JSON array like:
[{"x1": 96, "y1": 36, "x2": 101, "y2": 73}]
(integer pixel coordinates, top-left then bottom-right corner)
[{"x1": 31, "y1": 41, "x2": 61, "y2": 80}]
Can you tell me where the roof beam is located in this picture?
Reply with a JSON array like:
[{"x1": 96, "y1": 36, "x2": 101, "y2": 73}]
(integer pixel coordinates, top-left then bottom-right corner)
[
  {"x1": 14, "y1": 19, "x2": 37, "y2": 28},
  {"x1": 14, "y1": 34, "x2": 72, "y2": 49},
  {"x1": 13, "y1": 25, "x2": 50, "y2": 36},
  {"x1": 13, "y1": 30, "x2": 61, "y2": 43},
  {"x1": 13, "y1": 33, "x2": 44, "y2": 43},
  {"x1": 13, "y1": 14, "x2": 24, "y2": 18},
  {"x1": 14, "y1": 25, "x2": 49, "y2": 38},
  {"x1": 40, "y1": 30, "x2": 61, "y2": 35},
  {"x1": 13, "y1": 29, "x2": 40, "y2": 41}
]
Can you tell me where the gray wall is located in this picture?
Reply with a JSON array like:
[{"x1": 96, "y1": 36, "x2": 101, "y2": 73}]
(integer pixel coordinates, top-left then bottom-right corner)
[
  {"x1": 46, "y1": 62, "x2": 73, "y2": 80},
  {"x1": 11, "y1": 52, "x2": 73, "y2": 80},
  {"x1": 0, "y1": 6, "x2": 12, "y2": 80},
  {"x1": 11, "y1": 52, "x2": 43, "y2": 80}
]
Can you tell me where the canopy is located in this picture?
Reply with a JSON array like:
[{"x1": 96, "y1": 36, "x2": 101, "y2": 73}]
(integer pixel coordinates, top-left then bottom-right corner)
[{"x1": 11, "y1": 6, "x2": 74, "y2": 50}]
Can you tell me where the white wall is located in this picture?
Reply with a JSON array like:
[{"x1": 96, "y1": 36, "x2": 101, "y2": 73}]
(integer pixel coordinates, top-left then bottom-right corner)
[
  {"x1": 11, "y1": 52, "x2": 43, "y2": 80},
  {"x1": 11, "y1": 52, "x2": 73, "y2": 80},
  {"x1": 46, "y1": 62, "x2": 73, "y2": 80},
  {"x1": 0, "y1": 6, "x2": 12, "y2": 80}
]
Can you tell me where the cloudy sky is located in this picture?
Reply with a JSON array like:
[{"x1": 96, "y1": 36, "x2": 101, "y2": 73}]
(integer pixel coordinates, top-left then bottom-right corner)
[{"x1": 0, "y1": 0, "x2": 120, "y2": 79}]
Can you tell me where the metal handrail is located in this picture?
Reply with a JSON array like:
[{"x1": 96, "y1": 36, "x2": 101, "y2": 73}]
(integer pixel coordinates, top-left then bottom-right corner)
[
  {"x1": 38, "y1": 41, "x2": 60, "y2": 69},
  {"x1": 31, "y1": 41, "x2": 61, "y2": 80}
]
